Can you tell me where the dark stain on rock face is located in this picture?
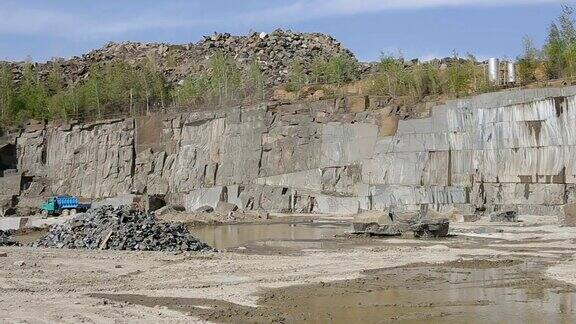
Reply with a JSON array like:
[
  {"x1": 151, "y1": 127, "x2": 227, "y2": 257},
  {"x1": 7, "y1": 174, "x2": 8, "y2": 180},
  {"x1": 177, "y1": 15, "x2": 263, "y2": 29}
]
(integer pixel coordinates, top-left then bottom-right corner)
[
  {"x1": 554, "y1": 97, "x2": 565, "y2": 117},
  {"x1": 525, "y1": 120, "x2": 542, "y2": 144}
]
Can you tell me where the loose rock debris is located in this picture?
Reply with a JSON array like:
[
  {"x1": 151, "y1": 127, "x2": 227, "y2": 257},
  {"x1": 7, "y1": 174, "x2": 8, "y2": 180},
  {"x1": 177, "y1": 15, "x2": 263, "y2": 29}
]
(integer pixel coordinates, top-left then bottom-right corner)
[
  {"x1": 0, "y1": 229, "x2": 20, "y2": 246},
  {"x1": 489, "y1": 210, "x2": 518, "y2": 223},
  {"x1": 33, "y1": 206, "x2": 212, "y2": 252}
]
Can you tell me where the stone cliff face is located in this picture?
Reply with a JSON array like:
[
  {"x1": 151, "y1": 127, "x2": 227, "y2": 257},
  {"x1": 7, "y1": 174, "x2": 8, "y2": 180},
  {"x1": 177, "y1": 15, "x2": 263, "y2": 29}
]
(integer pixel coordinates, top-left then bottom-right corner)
[{"x1": 3, "y1": 86, "x2": 576, "y2": 219}]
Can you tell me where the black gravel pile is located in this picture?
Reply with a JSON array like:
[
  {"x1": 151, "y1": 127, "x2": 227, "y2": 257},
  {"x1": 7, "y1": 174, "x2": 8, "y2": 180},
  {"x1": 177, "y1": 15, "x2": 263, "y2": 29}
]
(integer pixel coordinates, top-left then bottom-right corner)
[
  {"x1": 0, "y1": 230, "x2": 20, "y2": 246},
  {"x1": 34, "y1": 206, "x2": 212, "y2": 252}
]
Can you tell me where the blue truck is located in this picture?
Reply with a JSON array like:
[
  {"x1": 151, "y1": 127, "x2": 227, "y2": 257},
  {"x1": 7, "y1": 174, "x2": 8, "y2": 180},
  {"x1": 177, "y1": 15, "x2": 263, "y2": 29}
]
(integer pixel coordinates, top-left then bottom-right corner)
[{"x1": 40, "y1": 196, "x2": 91, "y2": 216}]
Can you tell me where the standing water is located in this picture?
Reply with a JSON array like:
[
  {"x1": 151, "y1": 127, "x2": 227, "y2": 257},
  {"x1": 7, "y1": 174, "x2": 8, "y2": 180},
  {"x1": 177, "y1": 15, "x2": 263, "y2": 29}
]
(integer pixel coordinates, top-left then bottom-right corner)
[{"x1": 189, "y1": 221, "x2": 349, "y2": 250}]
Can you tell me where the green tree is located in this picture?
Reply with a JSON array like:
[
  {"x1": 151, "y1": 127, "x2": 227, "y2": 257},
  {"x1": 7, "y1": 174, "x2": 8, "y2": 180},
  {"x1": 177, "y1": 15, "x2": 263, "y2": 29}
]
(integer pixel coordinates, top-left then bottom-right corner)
[
  {"x1": 443, "y1": 57, "x2": 474, "y2": 97},
  {"x1": 371, "y1": 55, "x2": 411, "y2": 97},
  {"x1": 517, "y1": 37, "x2": 539, "y2": 84},
  {"x1": 560, "y1": 5, "x2": 576, "y2": 43},
  {"x1": 138, "y1": 55, "x2": 168, "y2": 114},
  {"x1": 544, "y1": 6, "x2": 576, "y2": 78},
  {"x1": 310, "y1": 57, "x2": 327, "y2": 84},
  {"x1": 80, "y1": 64, "x2": 105, "y2": 118},
  {"x1": 171, "y1": 53, "x2": 242, "y2": 108},
  {"x1": 324, "y1": 55, "x2": 360, "y2": 86},
  {"x1": 47, "y1": 88, "x2": 76, "y2": 120},
  {"x1": 0, "y1": 64, "x2": 14, "y2": 122},
  {"x1": 47, "y1": 62, "x2": 63, "y2": 95},
  {"x1": 209, "y1": 52, "x2": 241, "y2": 105},
  {"x1": 545, "y1": 23, "x2": 564, "y2": 78},
  {"x1": 286, "y1": 60, "x2": 307, "y2": 92},
  {"x1": 14, "y1": 63, "x2": 48, "y2": 121},
  {"x1": 246, "y1": 58, "x2": 265, "y2": 101},
  {"x1": 173, "y1": 74, "x2": 210, "y2": 107}
]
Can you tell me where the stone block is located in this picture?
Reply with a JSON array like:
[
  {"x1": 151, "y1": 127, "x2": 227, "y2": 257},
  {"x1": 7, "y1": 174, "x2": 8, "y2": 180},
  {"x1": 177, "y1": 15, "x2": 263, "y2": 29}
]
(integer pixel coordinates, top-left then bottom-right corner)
[
  {"x1": 260, "y1": 186, "x2": 292, "y2": 212},
  {"x1": 0, "y1": 174, "x2": 21, "y2": 196},
  {"x1": 92, "y1": 194, "x2": 138, "y2": 209},
  {"x1": 353, "y1": 222, "x2": 403, "y2": 236},
  {"x1": 0, "y1": 217, "x2": 28, "y2": 231},
  {"x1": 489, "y1": 210, "x2": 518, "y2": 222},
  {"x1": 184, "y1": 187, "x2": 224, "y2": 212},
  {"x1": 255, "y1": 169, "x2": 322, "y2": 191},
  {"x1": 379, "y1": 115, "x2": 399, "y2": 137},
  {"x1": 15, "y1": 196, "x2": 44, "y2": 216},
  {"x1": 320, "y1": 123, "x2": 378, "y2": 167},
  {"x1": 352, "y1": 211, "x2": 404, "y2": 235},
  {"x1": 215, "y1": 201, "x2": 238, "y2": 215},
  {"x1": 561, "y1": 203, "x2": 576, "y2": 227},
  {"x1": 315, "y1": 195, "x2": 359, "y2": 215},
  {"x1": 411, "y1": 218, "x2": 450, "y2": 238},
  {"x1": 353, "y1": 211, "x2": 393, "y2": 225},
  {"x1": 348, "y1": 96, "x2": 369, "y2": 113},
  {"x1": 321, "y1": 165, "x2": 362, "y2": 195}
]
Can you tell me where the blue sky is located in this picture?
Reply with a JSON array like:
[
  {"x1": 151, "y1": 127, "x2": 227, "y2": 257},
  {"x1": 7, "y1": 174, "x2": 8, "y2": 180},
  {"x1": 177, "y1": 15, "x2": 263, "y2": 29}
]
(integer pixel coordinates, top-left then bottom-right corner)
[{"x1": 0, "y1": 0, "x2": 574, "y2": 62}]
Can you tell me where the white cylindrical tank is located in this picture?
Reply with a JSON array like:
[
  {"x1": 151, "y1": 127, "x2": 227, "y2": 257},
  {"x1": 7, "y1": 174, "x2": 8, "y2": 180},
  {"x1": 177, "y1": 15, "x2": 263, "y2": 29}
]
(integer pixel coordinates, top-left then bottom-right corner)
[
  {"x1": 507, "y1": 61, "x2": 516, "y2": 84},
  {"x1": 487, "y1": 58, "x2": 500, "y2": 85}
]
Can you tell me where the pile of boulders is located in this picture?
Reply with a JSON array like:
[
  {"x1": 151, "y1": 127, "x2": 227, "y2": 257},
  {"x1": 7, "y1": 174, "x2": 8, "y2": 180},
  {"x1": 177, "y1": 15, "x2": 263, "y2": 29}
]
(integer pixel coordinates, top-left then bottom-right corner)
[
  {"x1": 5, "y1": 29, "x2": 357, "y2": 88},
  {"x1": 34, "y1": 206, "x2": 212, "y2": 252},
  {"x1": 0, "y1": 230, "x2": 20, "y2": 246},
  {"x1": 195, "y1": 30, "x2": 356, "y2": 85}
]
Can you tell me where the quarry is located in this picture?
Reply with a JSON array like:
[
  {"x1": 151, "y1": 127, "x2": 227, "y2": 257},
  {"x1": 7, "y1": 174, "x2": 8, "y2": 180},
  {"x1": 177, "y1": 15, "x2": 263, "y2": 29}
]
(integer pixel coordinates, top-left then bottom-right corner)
[
  {"x1": 3, "y1": 17, "x2": 576, "y2": 323},
  {"x1": 2, "y1": 80, "x2": 576, "y2": 322}
]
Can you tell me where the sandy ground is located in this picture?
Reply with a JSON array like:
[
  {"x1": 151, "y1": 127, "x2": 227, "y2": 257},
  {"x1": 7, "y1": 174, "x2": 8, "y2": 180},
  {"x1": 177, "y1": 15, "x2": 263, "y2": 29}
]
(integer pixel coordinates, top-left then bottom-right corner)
[{"x1": 2, "y1": 215, "x2": 576, "y2": 323}]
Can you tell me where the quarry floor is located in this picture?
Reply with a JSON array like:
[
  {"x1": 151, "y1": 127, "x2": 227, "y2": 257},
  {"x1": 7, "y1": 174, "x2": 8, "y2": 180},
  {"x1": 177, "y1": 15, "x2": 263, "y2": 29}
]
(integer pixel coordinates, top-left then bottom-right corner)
[{"x1": 2, "y1": 215, "x2": 576, "y2": 323}]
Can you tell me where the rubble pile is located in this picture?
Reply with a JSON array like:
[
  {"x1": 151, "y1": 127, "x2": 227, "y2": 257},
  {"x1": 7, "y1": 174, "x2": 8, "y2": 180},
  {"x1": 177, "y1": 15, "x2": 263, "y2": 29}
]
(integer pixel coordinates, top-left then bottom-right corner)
[
  {"x1": 5, "y1": 30, "x2": 357, "y2": 88},
  {"x1": 0, "y1": 230, "x2": 20, "y2": 246},
  {"x1": 34, "y1": 206, "x2": 212, "y2": 252}
]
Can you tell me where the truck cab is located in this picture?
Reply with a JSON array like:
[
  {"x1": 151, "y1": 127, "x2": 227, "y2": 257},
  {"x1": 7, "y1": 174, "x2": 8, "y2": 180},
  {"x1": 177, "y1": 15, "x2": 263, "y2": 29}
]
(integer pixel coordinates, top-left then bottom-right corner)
[{"x1": 41, "y1": 197, "x2": 58, "y2": 216}]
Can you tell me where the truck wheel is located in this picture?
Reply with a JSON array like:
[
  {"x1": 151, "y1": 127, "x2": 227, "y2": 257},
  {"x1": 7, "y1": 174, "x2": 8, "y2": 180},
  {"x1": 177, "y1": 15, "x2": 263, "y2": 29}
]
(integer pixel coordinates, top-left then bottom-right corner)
[
  {"x1": 41, "y1": 210, "x2": 48, "y2": 218},
  {"x1": 62, "y1": 209, "x2": 70, "y2": 217},
  {"x1": 70, "y1": 209, "x2": 77, "y2": 216}
]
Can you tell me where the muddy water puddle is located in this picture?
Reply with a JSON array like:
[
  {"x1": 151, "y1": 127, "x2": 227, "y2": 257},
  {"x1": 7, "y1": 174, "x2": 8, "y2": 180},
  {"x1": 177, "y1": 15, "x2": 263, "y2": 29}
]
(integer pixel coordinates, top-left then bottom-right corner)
[
  {"x1": 189, "y1": 220, "x2": 350, "y2": 251},
  {"x1": 92, "y1": 260, "x2": 576, "y2": 323},
  {"x1": 262, "y1": 261, "x2": 576, "y2": 323}
]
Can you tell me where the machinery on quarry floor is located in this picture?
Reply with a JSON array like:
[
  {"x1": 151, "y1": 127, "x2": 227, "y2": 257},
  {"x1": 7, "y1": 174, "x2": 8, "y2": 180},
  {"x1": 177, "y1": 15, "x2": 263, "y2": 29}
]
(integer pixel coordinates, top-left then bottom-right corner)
[{"x1": 40, "y1": 196, "x2": 91, "y2": 217}]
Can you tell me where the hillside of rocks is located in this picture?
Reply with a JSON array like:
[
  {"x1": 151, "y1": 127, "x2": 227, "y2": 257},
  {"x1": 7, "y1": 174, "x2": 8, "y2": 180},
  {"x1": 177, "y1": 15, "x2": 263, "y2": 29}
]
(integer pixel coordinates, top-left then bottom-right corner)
[{"x1": 4, "y1": 30, "x2": 356, "y2": 88}]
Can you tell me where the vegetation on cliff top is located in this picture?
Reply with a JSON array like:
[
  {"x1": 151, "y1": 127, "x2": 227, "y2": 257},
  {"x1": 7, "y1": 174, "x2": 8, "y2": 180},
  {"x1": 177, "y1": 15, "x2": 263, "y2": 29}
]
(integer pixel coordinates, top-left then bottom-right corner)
[{"x1": 1, "y1": 5, "x2": 576, "y2": 127}]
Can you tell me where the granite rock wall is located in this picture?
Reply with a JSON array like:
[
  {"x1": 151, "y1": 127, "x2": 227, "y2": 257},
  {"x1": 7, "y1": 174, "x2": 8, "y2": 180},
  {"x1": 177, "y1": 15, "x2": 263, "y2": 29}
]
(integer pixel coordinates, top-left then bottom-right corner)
[{"x1": 4, "y1": 86, "x2": 576, "y2": 219}]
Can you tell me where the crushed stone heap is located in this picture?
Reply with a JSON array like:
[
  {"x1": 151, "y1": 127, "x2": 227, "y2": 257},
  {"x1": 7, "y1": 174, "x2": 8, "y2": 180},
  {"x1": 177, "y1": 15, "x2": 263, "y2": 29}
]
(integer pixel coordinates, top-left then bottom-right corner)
[
  {"x1": 5, "y1": 29, "x2": 356, "y2": 87},
  {"x1": 34, "y1": 206, "x2": 212, "y2": 252},
  {"x1": 0, "y1": 230, "x2": 20, "y2": 246}
]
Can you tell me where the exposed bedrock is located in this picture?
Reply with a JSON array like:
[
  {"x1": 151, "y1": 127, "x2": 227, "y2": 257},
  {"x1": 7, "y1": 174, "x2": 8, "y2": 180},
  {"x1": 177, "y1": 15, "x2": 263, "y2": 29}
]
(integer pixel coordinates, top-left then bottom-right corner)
[{"x1": 5, "y1": 86, "x2": 576, "y2": 221}]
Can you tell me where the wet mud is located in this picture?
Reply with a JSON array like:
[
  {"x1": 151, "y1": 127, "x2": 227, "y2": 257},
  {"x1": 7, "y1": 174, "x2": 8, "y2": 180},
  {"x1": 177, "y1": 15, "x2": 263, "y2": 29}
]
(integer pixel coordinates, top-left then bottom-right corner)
[{"x1": 91, "y1": 258, "x2": 576, "y2": 323}]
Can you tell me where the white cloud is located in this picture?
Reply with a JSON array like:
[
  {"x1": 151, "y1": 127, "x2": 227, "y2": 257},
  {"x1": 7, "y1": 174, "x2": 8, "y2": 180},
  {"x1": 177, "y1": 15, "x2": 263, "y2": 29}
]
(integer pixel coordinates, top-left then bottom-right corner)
[
  {"x1": 0, "y1": 0, "x2": 568, "y2": 39},
  {"x1": 0, "y1": 7, "x2": 213, "y2": 39},
  {"x1": 240, "y1": 0, "x2": 566, "y2": 23}
]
